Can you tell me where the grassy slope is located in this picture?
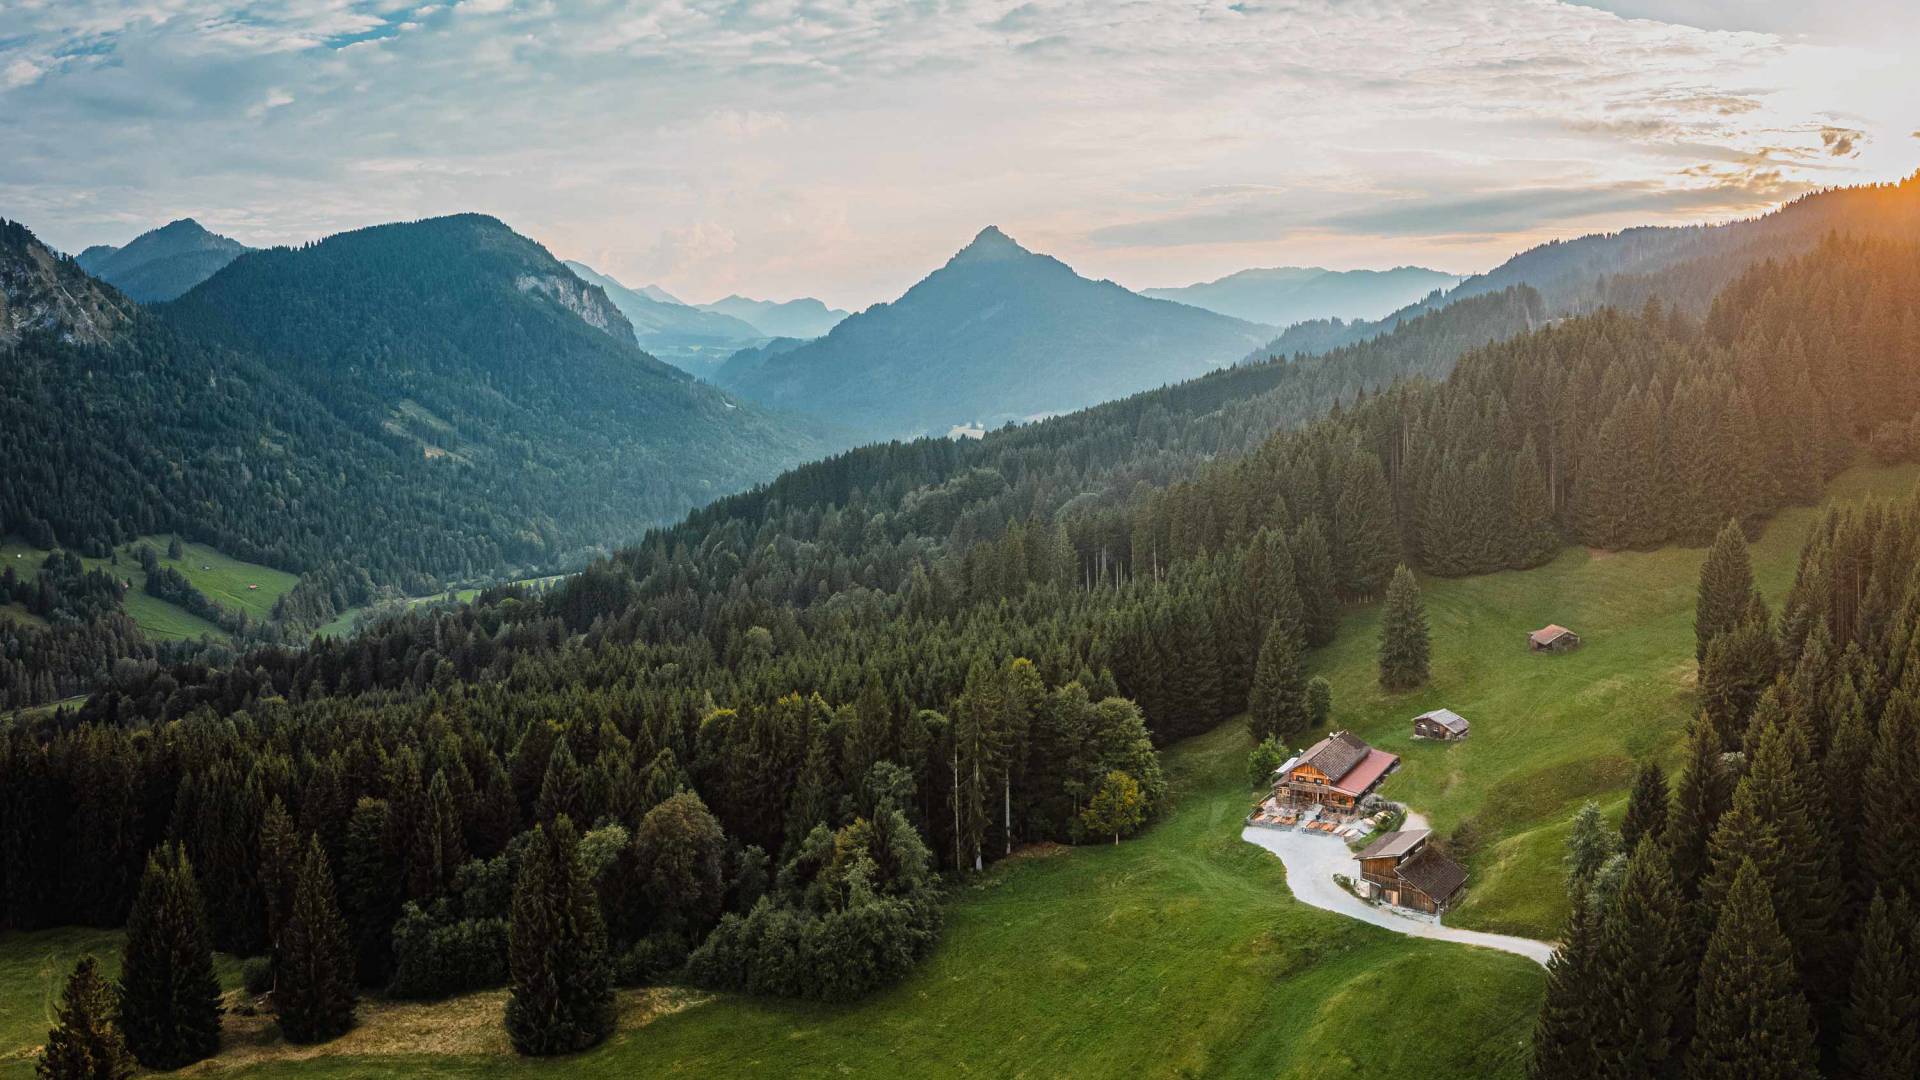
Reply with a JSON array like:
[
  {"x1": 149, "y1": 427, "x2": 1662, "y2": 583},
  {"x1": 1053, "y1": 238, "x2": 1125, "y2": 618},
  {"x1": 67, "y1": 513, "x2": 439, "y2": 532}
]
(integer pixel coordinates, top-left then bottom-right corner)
[
  {"x1": 0, "y1": 722, "x2": 1545, "y2": 1080},
  {"x1": 0, "y1": 534, "x2": 297, "y2": 642},
  {"x1": 1313, "y1": 461, "x2": 1919, "y2": 938}
]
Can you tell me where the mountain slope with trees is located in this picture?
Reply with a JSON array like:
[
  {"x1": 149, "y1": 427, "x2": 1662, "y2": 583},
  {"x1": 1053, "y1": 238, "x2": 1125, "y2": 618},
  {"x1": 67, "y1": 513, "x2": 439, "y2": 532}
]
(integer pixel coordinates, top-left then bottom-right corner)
[
  {"x1": 1257, "y1": 171, "x2": 1920, "y2": 362},
  {"x1": 0, "y1": 215, "x2": 824, "y2": 704}
]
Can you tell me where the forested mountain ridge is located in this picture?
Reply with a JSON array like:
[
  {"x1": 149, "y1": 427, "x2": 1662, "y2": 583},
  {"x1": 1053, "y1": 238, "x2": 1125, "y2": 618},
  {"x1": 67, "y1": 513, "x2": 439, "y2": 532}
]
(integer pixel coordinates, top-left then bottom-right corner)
[
  {"x1": 1143, "y1": 264, "x2": 1459, "y2": 327},
  {"x1": 1257, "y1": 171, "x2": 1920, "y2": 362},
  {"x1": 74, "y1": 218, "x2": 253, "y2": 302},
  {"x1": 715, "y1": 225, "x2": 1276, "y2": 441},
  {"x1": 0, "y1": 214, "x2": 825, "y2": 703}
]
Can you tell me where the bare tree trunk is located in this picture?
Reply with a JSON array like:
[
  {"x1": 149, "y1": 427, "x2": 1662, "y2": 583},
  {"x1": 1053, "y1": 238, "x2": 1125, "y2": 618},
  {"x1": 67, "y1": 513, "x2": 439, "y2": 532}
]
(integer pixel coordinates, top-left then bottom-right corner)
[{"x1": 1004, "y1": 772, "x2": 1012, "y2": 856}]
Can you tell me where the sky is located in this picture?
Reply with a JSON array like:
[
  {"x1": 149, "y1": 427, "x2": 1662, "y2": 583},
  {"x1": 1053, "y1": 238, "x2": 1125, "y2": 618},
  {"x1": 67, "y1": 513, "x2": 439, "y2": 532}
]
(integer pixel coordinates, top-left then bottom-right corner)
[{"x1": 1, "y1": 0, "x2": 1916, "y2": 312}]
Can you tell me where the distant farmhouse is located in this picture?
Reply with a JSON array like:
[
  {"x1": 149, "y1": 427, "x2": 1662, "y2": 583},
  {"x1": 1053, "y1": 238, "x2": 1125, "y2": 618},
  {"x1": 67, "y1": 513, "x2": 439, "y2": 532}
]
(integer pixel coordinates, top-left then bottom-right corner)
[
  {"x1": 1528, "y1": 624, "x2": 1580, "y2": 652},
  {"x1": 1412, "y1": 708, "x2": 1470, "y2": 740},
  {"x1": 1357, "y1": 828, "x2": 1468, "y2": 914},
  {"x1": 1273, "y1": 731, "x2": 1399, "y2": 815}
]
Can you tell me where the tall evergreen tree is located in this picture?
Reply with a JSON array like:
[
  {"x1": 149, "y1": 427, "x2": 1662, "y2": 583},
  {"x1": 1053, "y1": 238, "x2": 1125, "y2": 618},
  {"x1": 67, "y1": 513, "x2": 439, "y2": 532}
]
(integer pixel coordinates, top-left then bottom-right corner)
[
  {"x1": 273, "y1": 838, "x2": 356, "y2": 1044},
  {"x1": 1685, "y1": 859, "x2": 1819, "y2": 1080},
  {"x1": 1619, "y1": 760, "x2": 1669, "y2": 853},
  {"x1": 1377, "y1": 565, "x2": 1430, "y2": 691},
  {"x1": 1862, "y1": 689, "x2": 1920, "y2": 901},
  {"x1": 118, "y1": 845, "x2": 222, "y2": 1070},
  {"x1": 1839, "y1": 889, "x2": 1917, "y2": 1080},
  {"x1": 1666, "y1": 719, "x2": 1728, "y2": 906},
  {"x1": 506, "y1": 816, "x2": 614, "y2": 1056},
  {"x1": 1528, "y1": 895, "x2": 1603, "y2": 1080},
  {"x1": 1247, "y1": 619, "x2": 1309, "y2": 743},
  {"x1": 1589, "y1": 839, "x2": 1689, "y2": 1080},
  {"x1": 1696, "y1": 519, "x2": 1756, "y2": 671},
  {"x1": 1331, "y1": 451, "x2": 1399, "y2": 599},
  {"x1": 36, "y1": 956, "x2": 134, "y2": 1080},
  {"x1": 1292, "y1": 516, "x2": 1339, "y2": 647},
  {"x1": 1565, "y1": 801, "x2": 1618, "y2": 902}
]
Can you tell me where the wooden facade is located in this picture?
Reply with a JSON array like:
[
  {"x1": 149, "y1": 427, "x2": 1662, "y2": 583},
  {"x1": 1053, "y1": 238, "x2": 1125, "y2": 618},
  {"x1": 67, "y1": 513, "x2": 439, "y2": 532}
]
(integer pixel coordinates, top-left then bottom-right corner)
[
  {"x1": 1355, "y1": 829, "x2": 1467, "y2": 914},
  {"x1": 1272, "y1": 731, "x2": 1399, "y2": 815}
]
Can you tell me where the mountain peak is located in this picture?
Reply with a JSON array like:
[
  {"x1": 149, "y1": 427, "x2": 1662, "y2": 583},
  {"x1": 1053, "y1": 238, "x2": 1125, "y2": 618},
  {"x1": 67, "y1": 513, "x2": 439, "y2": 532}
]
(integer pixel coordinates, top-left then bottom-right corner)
[{"x1": 950, "y1": 225, "x2": 1031, "y2": 265}]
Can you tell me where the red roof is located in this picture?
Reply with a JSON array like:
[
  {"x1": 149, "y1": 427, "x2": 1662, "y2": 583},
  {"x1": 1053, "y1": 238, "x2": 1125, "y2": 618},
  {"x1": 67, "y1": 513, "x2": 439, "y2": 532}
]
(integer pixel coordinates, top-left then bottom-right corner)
[{"x1": 1331, "y1": 748, "x2": 1399, "y2": 797}]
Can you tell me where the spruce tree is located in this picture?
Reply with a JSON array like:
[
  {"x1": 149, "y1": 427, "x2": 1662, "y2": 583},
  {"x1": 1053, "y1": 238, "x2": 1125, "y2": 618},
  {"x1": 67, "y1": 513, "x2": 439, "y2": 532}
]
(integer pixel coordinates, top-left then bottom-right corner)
[
  {"x1": 1508, "y1": 436, "x2": 1559, "y2": 568},
  {"x1": 274, "y1": 838, "x2": 356, "y2": 1044},
  {"x1": 1589, "y1": 839, "x2": 1689, "y2": 1079},
  {"x1": 1619, "y1": 760, "x2": 1669, "y2": 853},
  {"x1": 1528, "y1": 895, "x2": 1603, "y2": 1080},
  {"x1": 1839, "y1": 890, "x2": 1917, "y2": 1080},
  {"x1": 1331, "y1": 451, "x2": 1399, "y2": 598},
  {"x1": 36, "y1": 956, "x2": 134, "y2": 1080},
  {"x1": 1564, "y1": 801, "x2": 1617, "y2": 902},
  {"x1": 534, "y1": 737, "x2": 586, "y2": 826},
  {"x1": 506, "y1": 816, "x2": 615, "y2": 1056},
  {"x1": 1666, "y1": 718, "x2": 1727, "y2": 904},
  {"x1": 1685, "y1": 859, "x2": 1819, "y2": 1080},
  {"x1": 118, "y1": 845, "x2": 222, "y2": 1070},
  {"x1": 1696, "y1": 519, "x2": 1755, "y2": 671},
  {"x1": 1247, "y1": 619, "x2": 1309, "y2": 743},
  {"x1": 1291, "y1": 516, "x2": 1339, "y2": 647},
  {"x1": 1862, "y1": 689, "x2": 1920, "y2": 901},
  {"x1": 1377, "y1": 565, "x2": 1429, "y2": 691}
]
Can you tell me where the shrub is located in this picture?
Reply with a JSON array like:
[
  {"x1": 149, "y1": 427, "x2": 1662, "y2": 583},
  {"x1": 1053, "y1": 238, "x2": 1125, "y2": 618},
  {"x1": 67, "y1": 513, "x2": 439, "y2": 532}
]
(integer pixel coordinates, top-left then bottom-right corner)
[{"x1": 241, "y1": 956, "x2": 275, "y2": 996}]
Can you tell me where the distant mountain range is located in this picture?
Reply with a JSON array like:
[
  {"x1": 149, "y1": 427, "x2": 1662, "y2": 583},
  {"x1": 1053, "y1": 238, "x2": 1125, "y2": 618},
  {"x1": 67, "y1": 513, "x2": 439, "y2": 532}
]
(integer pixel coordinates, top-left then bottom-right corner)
[
  {"x1": 562, "y1": 262, "x2": 849, "y2": 373},
  {"x1": 75, "y1": 218, "x2": 252, "y2": 302},
  {"x1": 699, "y1": 295, "x2": 849, "y2": 339},
  {"x1": 1, "y1": 213, "x2": 823, "y2": 591},
  {"x1": 713, "y1": 226, "x2": 1276, "y2": 441},
  {"x1": 1142, "y1": 265, "x2": 1458, "y2": 328}
]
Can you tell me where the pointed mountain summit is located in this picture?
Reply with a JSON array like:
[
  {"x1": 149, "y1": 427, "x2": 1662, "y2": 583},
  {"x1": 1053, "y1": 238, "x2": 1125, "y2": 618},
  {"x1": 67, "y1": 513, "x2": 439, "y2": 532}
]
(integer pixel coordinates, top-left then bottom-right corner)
[
  {"x1": 947, "y1": 225, "x2": 1030, "y2": 265},
  {"x1": 75, "y1": 218, "x2": 253, "y2": 302},
  {"x1": 715, "y1": 226, "x2": 1273, "y2": 441}
]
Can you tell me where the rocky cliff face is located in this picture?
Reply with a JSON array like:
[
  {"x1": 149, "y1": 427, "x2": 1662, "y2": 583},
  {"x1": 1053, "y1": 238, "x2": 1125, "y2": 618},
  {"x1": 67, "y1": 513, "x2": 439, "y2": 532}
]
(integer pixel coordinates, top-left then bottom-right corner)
[
  {"x1": 0, "y1": 219, "x2": 133, "y2": 348},
  {"x1": 514, "y1": 271, "x2": 637, "y2": 345}
]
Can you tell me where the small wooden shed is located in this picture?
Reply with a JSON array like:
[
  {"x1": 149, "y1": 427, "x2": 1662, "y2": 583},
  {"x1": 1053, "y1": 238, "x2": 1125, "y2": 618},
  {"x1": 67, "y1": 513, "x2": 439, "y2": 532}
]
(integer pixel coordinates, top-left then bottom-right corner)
[
  {"x1": 1412, "y1": 708, "x2": 1470, "y2": 740},
  {"x1": 1528, "y1": 624, "x2": 1581, "y2": 652}
]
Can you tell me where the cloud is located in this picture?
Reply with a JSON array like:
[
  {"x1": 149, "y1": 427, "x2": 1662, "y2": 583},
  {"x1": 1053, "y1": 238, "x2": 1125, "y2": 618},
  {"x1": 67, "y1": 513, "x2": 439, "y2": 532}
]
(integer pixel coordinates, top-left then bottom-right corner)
[
  {"x1": 1820, "y1": 125, "x2": 1864, "y2": 156},
  {"x1": 0, "y1": 0, "x2": 1908, "y2": 306}
]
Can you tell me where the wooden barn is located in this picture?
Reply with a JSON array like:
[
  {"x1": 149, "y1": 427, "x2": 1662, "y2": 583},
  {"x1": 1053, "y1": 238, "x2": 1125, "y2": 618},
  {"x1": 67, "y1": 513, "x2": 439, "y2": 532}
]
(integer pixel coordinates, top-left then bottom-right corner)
[
  {"x1": 1356, "y1": 828, "x2": 1468, "y2": 914},
  {"x1": 1412, "y1": 708, "x2": 1470, "y2": 740},
  {"x1": 1528, "y1": 624, "x2": 1581, "y2": 652},
  {"x1": 1272, "y1": 731, "x2": 1400, "y2": 815}
]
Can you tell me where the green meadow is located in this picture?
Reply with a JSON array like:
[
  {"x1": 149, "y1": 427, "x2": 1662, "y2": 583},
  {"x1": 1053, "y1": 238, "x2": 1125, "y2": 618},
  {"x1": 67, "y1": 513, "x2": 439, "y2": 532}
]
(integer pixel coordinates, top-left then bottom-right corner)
[{"x1": 1, "y1": 533, "x2": 297, "y2": 642}]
